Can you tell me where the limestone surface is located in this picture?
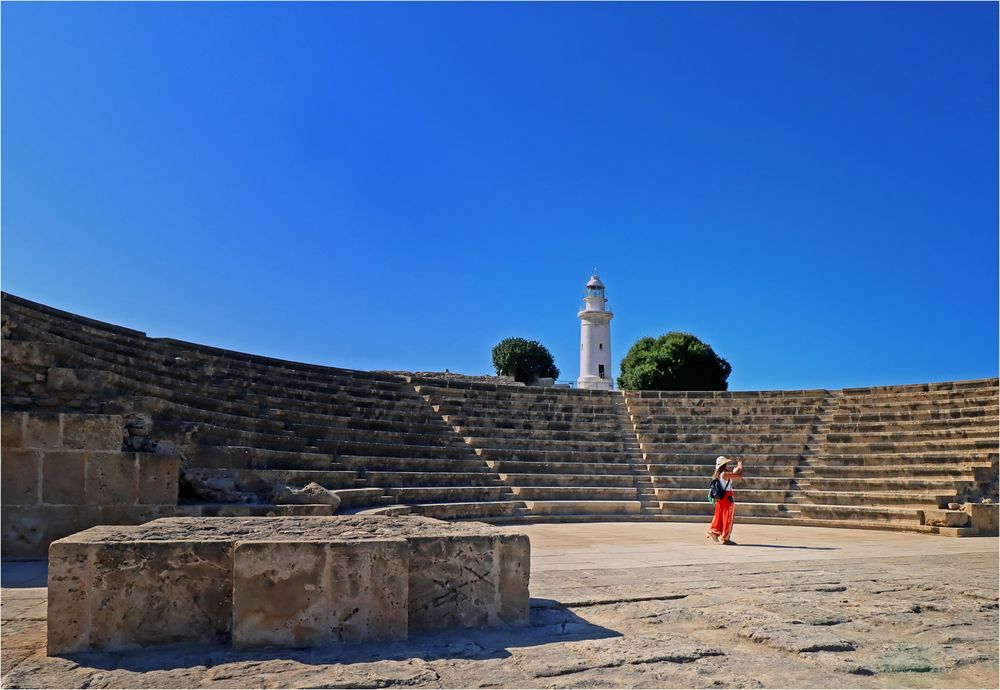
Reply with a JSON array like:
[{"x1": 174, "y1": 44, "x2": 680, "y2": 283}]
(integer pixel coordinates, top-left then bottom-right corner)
[
  {"x1": 4, "y1": 523, "x2": 996, "y2": 689},
  {"x1": 46, "y1": 516, "x2": 530, "y2": 653}
]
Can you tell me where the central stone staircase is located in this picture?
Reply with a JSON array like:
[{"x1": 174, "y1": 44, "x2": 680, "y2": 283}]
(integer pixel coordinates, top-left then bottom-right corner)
[{"x1": 414, "y1": 380, "x2": 642, "y2": 520}]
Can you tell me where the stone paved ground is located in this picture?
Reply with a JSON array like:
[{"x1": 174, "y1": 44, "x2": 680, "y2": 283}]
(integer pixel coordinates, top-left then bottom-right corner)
[{"x1": 2, "y1": 523, "x2": 997, "y2": 689}]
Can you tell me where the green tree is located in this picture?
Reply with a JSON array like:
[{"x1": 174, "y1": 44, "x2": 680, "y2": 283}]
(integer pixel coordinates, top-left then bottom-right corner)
[
  {"x1": 491, "y1": 337, "x2": 560, "y2": 384},
  {"x1": 618, "y1": 332, "x2": 731, "y2": 391}
]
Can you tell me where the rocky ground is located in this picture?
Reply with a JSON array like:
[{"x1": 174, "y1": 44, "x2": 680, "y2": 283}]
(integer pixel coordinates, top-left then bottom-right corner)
[{"x1": 2, "y1": 525, "x2": 997, "y2": 689}]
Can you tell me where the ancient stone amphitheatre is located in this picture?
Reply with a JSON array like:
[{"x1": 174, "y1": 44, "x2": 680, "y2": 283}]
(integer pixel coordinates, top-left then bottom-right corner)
[{"x1": 1, "y1": 291, "x2": 997, "y2": 688}]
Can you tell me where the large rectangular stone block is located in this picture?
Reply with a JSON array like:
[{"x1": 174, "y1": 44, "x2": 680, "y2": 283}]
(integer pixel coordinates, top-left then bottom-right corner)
[
  {"x1": 24, "y1": 415, "x2": 61, "y2": 449},
  {"x1": 137, "y1": 454, "x2": 180, "y2": 505},
  {"x1": 41, "y1": 451, "x2": 86, "y2": 505},
  {"x1": 964, "y1": 503, "x2": 999, "y2": 535},
  {"x1": 232, "y1": 539, "x2": 409, "y2": 649},
  {"x1": 1, "y1": 411, "x2": 26, "y2": 448},
  {"x1": 48, "y1": 535, "x2": 233, "y2": 654},
  {"x1": 61, "y1": 414, "x2": 123, "y2": 451},
  {"x1": 2, "y1": 505, "x2": 99, "y2": 559},
  {"x1": 47, "y1": 516, "x2": 531, "y2": 653},
  {"x1": 406, "y1": 532, "x2": 530, "y2": 631},
  {"x1": 85, "y1": 453, "x2": 138, "y2": 505},
  {"x1": 1, "y1": 448, "x2": 40, "y2": 506}
]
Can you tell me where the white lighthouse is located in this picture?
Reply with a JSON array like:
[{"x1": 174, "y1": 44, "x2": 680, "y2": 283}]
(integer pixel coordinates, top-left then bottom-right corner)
[{"x1": 578, "y1": 272, "x2": 614, "y2": 390}]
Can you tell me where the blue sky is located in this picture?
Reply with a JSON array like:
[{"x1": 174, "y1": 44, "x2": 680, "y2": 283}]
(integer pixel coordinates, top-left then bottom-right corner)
[{"x1": 2, "y1": 2, "x2": 997, "y2": 390}]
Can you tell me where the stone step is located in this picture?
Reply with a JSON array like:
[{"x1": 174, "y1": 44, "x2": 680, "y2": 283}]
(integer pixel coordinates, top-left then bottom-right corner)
[
  {"x1": 833, "y1": 398, "x2": 999, "y2": 414},
  {"x1": 407, "y1": 501, "x2": 528, "y2": 520},
  {"x1": 823, "y1": 438, "x2": 998, "y2": 453},
  {"x1": 636, "y1": 432, "x2": 813, "y2": 444},
  {"x1": 641, "y1": 442, "x2": 809, "y2": 454},
  {"x1": 646, "y1": 463, "x2": 799, "y2": 477},
  {"x1": 487, "y1": 459, "x2": 634, "y2": 474},
  {"x1": 479, "y1": 447, "x2": 628, "y2": 463},
  {"x1": 627, "y1": 404, "x2": 825, "y2": 417},
  {"x1": 796, "y1": 504, "x2": 924, "y2": 523},
  {"x1": 810, "y1": 464, "x2": 992, "y2": 479},
  {"x1": 330, "y1": 487, "x2": 392, "y2": 508},
  {"x1": 651, "y1": 475, "x2": 797, "y2": 490},
  {"x1": 655, "y1": 501, "x2": 797, "y2": 517},
  {"x1": 825, "y1": 429, "x2": 997, "y2": 443},
  {"x1": 633, "y1": 420, "x2": 818, "y2": 432},
  {"x1": 800, "y1": 490, "x2": 951, "y2": 507},
  {"x1": 509, "y1": 486, "x2": 639, "y2": 501},
  {"x1": 337, "y1": 455, "x2": 489, "y2": 472},
  {"x1": 829, "y1": 408, "x2": 998, "y2": 423},
  {"x1": 524, "y1": 500, "x2": 642, "y2": 516},
  {"x1": 433, "y1": 400, "x2": 618, "y2": 416},
  {"x1": 816, "y1": 451, "x2": 997, "y2": 466},
  {"x1": 499, "y1": 473, "x2": 638, "y2": 487},
  {"x1": 442, "y1": 417, "x2": 622, "y2": 432},
  {"x1": 654, "y1": 488, "x2": 798, "y2": 503},
  {"x1": 623, "y1": 390, "x2": 828, "y2": 401},
  {"x1": 420, "y1": 388, "x2": 615, "y2": 403},
  {"x1": 826, "y1": 415, "x2": 999, "y2": 432},
  {"x1": 385, "y1": 486, "x2": 512, "y2": 503},
  {"x1": 455, "y1": 427, "x2": 626, "y2": 442},
  {"x1": 363, "y1": 470, "x2": 502, "y2": 487},
  {"x1": 464, "y1": 436, "x2": 625, "y2": 452},
  {"x1": 804, "y1": 477, "x2": 973, "y2": 493}
]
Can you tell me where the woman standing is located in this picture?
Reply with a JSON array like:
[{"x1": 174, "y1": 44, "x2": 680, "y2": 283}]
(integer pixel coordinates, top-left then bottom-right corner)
[{"x1": 707, "y1": 455, "x2": 743, "y2": 545}]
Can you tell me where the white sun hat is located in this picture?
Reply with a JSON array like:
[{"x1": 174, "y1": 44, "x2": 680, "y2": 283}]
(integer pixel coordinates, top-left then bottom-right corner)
[{"x1": 715, "y1": 456, "x2": 730, "y2": 470}]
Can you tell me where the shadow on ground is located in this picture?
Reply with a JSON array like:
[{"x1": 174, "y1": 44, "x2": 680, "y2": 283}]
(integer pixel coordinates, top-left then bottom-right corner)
[
  {"x1": 59, "y1": 598, "x2": 622, "y2": 673},
  {"x1": 733, "y1": 544, "x2": 839, "y2": 550}
]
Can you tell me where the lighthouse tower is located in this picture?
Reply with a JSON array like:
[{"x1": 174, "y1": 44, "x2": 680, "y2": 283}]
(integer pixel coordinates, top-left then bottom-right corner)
[{"x1": 578, "y1": 272, "x2": 614, "y2": 390}]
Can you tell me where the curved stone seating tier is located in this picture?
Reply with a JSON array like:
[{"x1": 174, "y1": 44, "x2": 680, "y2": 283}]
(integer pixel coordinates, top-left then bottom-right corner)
[
  {"x1": 47, "y1": 516, "x2": 529, "y2": 654},
  {"x1": 2, "y1": 291, "x2": 997, "y2": 536}
]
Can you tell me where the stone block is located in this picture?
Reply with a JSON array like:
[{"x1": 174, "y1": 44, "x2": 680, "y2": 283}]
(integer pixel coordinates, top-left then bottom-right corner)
[
  {"x1": 1, "y1": 449, "x2": 40, "y2": 505},
  {"x1": 47, "y1": 541, "x2": 92, "y2": 654},
  {"x1": 24, "y1": 415, "x2": 61, "y2": 449},
  {"x1": 61, "y1": 414, "x2": 124, "y2": 451},
  {"x1": 48, "y1": 535, "x2": 234, "y2": 654},
  {"x1": 407, "y1": 531, "x2": 530, "y2": 631},
  {"x1": 963, "y1": 503, "x2": 999, "y2": 535},
  {"x1": 41, "y1": 451, "x2": 86, "y2": 505},
  {"x1": 2, "y1": 505, "x2": 99, "y2": 558},
  {"x1": 85, "y1": 453, "x2": 138, "y2": 506},
  {"x1": 137, "y1": 454, "x2": 180, "y2": 505},
  {"x1": 46, "y1": 516, "x2": 531, "y2": 653},
  {"x1": 232, "y1": 539, "x2": 409, "y2": 649},
  {"x1": 1, "y1": 411, "x2": 26, "y2": 448},
  {"x1": 923, "y1": 509, "x2": 969, "y2": 528},
  {"x1": 495, "y1": 533, "x2": 531, "y2": 625}
]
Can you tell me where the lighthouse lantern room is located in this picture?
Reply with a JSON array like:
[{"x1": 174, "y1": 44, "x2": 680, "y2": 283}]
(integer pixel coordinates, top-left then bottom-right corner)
[{"x1": 578, "y1": 272, "x2": 614, "y2": 390}]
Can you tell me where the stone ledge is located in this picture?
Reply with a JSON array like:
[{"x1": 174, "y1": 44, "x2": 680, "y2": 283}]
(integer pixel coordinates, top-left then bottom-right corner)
[{"x1": 48, "y1": 516, "x2": 530, "y2": 654}]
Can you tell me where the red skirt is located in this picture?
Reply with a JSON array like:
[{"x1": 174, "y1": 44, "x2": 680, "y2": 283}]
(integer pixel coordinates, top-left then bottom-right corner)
[{"x1": 709, "y1": 491, "x2": 735, "y2": 541}]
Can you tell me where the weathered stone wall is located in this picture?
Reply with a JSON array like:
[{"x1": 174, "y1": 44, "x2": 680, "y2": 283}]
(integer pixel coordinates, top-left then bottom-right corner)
[{"x1": 1, "y1": 411, "x2": 179, "y2": 557}]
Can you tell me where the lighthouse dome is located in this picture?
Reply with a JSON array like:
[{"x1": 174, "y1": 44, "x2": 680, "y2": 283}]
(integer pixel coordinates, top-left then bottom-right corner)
[{"x1": 586, "y1": 275, "x2": 604, "y2": 289}]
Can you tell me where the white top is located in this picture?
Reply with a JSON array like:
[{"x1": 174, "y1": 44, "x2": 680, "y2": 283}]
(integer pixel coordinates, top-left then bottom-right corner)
[{"x1": 720, "y1": 476, "x2": 734, "y2": 493}]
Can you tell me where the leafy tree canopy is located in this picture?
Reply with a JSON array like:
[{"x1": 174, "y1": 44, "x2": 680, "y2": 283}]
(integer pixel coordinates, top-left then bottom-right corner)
[
  {"x1": 491, "y1": 337, "x2": 560, "y2": 384},
  {"x1": 618, "y1": 332, "x2": 731, "y2": 391}
]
